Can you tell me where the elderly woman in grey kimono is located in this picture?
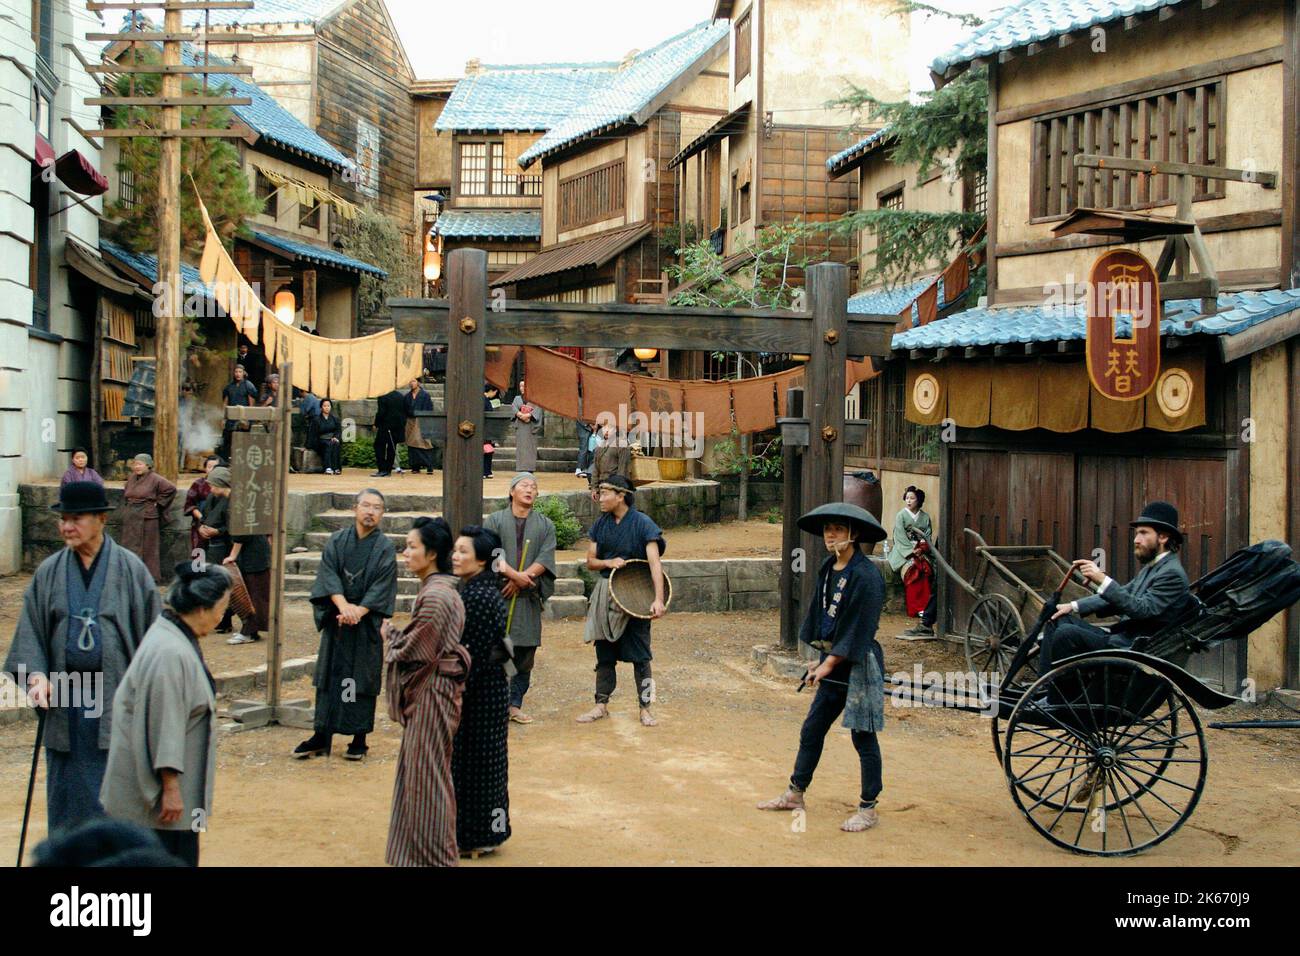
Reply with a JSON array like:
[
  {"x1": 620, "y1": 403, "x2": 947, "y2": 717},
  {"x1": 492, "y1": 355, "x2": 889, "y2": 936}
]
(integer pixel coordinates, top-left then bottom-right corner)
[
  {"x1": 482, "y1": 473, "x2": 558, "y2": 723},
  {"x1": 758, "y1": 502, "x2": 888, "y2": 833},
  {"x1": 510, "y1": 382, "x2": 543, "y2": 473},
  {"x1": 101, "y1": 562, "x2": 227, "y2": 866},
  {"x1": 119, "y1": 452, "x2": 178, "y2": 582},
  {"x1": 3, "y1": 481, "x2": 160, "y2": 833}
]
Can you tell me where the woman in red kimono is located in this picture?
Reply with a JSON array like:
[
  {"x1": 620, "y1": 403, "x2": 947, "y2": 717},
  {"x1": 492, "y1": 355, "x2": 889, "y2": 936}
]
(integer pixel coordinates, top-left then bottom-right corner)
[{"x1": 384, "y1": 517, "x2": 470, "y2": 867}]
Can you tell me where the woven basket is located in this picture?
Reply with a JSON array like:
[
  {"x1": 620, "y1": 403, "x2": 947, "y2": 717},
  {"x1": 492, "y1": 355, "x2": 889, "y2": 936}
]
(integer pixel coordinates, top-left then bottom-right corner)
[
  {"x1": 222, "y1": 564, "x2": 256, "y2": 620},
  {"x1": 629, "y1": 457, "x2": 659, "y2": 487},
  {"x1": 608, "y1": 559, "x2": 673, "y2": 619}
]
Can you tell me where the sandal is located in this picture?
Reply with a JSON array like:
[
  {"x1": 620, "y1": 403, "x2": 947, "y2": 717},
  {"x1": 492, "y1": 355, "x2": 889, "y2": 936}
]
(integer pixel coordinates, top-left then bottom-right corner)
[
  {"x1": 575, "y1": 704, "x2": 608, "y2": 724},
  {"x1": 509, "y1": 712, "x2": 534, "y2": 724},
  {"x1": 841, "y1": 807, "x2": 879, "y2": 832},
  {"x1": 757, "y1": 790, "x2": 805, "y2": 811}
]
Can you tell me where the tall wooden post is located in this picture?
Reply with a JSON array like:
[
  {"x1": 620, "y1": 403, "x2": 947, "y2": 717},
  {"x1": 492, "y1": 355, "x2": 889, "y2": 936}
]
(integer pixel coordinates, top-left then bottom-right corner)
[
  {"x1": 264, "y1": 362, "x2": 292, "y2": 712},
  {"x1": 153, "y1": 4, "x2": 182, "y2": 482},
  {"x1": 445, "y1": 249, "x2": 486, "y2": 532},
  {"x1": 798, "y1": 263, "x2": 849, "y2": 650},
  {"x1": 779, "y1": 387, "x2": 804, "y2": 651}
]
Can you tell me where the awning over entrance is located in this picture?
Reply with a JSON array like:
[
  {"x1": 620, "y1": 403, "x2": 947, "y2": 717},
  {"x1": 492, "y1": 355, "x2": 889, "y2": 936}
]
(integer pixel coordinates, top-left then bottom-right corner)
[
  {"x1": 490, "y1": 222, "x2": 652, "y2": 287},
  {"x1": 668, "y1": 100, "x2": 750, "y2": 169}
]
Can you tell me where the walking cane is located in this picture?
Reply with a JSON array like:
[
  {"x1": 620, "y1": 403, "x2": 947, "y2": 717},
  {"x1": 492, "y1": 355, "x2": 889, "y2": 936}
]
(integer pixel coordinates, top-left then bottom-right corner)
[
  {"x1": 504, "y1": 539, "x2": 532, "y2": 635},
  {"x1": 16, "y1": 708, "x2": 46, "y2": 868}
]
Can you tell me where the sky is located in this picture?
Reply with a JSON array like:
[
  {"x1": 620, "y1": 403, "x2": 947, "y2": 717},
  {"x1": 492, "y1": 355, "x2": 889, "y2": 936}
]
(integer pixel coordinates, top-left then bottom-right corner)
[{"x1": 386, "y1": 0, "x2": 1004, "y2": 91}]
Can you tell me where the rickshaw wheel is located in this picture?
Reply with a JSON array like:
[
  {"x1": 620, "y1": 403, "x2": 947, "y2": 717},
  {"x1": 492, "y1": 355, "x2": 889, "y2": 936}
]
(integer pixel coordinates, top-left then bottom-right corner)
[
  {"x1": 990, "y1": 639, "x2": 1042, "y2": 765},
  {"x1": 1002, "y1": 656, "x2": 1207, "y2": 857},
  {"x1": 965, "y1": 593, "x2": 1025, "y2": 679}
]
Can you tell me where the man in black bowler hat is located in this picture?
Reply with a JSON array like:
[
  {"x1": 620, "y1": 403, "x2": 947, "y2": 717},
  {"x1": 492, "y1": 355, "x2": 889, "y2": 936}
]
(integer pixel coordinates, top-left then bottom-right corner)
[{"x1": 1040, "y1": 500, "x2": 1192, "y2": 672}]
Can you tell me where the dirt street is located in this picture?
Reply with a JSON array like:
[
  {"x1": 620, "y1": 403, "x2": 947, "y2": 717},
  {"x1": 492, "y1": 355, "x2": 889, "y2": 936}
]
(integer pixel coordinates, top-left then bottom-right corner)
[{"x1": 2, "y1": 591, "x2": 1297, "y2": 866}]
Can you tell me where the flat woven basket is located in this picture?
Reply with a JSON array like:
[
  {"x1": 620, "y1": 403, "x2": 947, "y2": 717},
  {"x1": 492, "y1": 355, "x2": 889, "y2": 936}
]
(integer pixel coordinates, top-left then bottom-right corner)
[
  {"x1": 608, "y1": 559, "x2": 673, "y2": 620},
  {"x1": 222, "y1": 563, "x2": 256, "y2": 621}
]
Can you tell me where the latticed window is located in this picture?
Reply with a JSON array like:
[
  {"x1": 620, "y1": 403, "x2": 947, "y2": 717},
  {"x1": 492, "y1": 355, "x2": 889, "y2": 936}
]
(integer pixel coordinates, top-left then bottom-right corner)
[
  {"x1": 734, "y1": 10, "x2": 752, "y2": 84},
  {"x1": 119, "y1": 167, "x2": 138, "y2": 209},
  {"x1": 879, "y1": 185, "x2": 903, "y2": 211},
  {"x1": 558, "y1": 160, "x2": 625, "y2": 230},
  {"x1": 488, "y1": 142, "x2": 506, "y2": 194},
  {"x1": 460, "y1": 142, "x2": 487, "y2": 195},
  {"x1": 1031, "y1": 78, "x2": 1224, "y2": 218}
]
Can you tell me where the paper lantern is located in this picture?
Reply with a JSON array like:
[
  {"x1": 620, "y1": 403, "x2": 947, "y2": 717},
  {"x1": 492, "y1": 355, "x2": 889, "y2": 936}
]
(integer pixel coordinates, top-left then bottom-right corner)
[
  {"x1": 274, "y1": 289, "x2": 296, "y2": 324},
  {"x1": 423, "y1": 248, "x2": 442, "y2": 282},
  {"x1": 633, "y1": 347, "x2": 659, "y2": 361}
]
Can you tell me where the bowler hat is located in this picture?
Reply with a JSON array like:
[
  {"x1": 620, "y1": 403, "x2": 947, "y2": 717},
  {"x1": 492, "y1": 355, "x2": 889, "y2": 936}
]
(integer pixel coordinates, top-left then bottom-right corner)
[
  {"x1": 51, "y1": 481, "x2": 113, "y2": 514},
  {"x1": 798, "y1": 502, "x2": 888, "y2": 544},
  {"x1": 1131, "y1": 501, "x2": 1182, "y2": 542}
]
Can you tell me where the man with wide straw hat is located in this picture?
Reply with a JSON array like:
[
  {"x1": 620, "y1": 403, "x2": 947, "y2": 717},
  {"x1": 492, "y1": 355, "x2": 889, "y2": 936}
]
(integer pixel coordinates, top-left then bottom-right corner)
[
  {"x1": 757, "y1": 502, "x2": 889, "y2": 833},
  {"x1": 4, "y1": 481, "x2": 160, "y2": 833},
  {"x1": 1041, "y1": 500, "x2": 1192, "y2": 672}
]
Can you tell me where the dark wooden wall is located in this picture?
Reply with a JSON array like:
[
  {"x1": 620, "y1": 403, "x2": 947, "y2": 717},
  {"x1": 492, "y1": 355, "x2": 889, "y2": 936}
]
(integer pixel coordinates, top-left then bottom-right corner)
[
  {"x1": 315, "y1": 0, "x2": 417, "y2": 254},
  {"x1": 760, "y1": 125, "x2": 859, "y2": 284}
]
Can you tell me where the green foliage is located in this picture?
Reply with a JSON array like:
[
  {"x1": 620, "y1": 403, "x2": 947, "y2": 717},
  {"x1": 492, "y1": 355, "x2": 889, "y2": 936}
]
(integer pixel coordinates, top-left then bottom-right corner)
[
  {"x1": 823, "y1": 3, "x2": 989, "y2": 293},
  {"x1": 711, "y1": 432, "x2": 783, "y2": 480},
  {"x1": 336, "y1": 207, "x2": 420, "y2": 327},
  {"x1": 342, "y1": 435, "x2": 409, "y2": 470},
  {"x1": 659, "y1": 221, "x2": 701, "y2": 255},
  {"x1": 105, "y1": 47, "x2": 261, "y2": 254},
  {"x1": 667, "y1": 220, "x2": 821, "y2": 310},
  {"x1": 534, "y1": 496, "x2": 583, "y2": 550},
  {"x1": 764, "y1": 506, "x2": 783, "y2": 524}
]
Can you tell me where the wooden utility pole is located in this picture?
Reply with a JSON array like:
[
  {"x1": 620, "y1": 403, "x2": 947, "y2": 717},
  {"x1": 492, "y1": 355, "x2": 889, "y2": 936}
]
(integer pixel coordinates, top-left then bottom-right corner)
[{"x1": 84, "y1": 1, "x2": 255, "y2": 480}]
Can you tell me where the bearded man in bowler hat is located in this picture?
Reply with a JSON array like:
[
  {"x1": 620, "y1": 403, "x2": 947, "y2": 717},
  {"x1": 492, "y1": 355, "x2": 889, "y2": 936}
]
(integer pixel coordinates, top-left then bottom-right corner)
[{"x1": 1041, "y1": 500, "x2": 1192, "y2": 671}]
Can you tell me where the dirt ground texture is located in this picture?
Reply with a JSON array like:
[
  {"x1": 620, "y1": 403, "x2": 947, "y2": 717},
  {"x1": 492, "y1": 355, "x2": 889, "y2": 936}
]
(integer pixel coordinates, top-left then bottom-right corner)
[{"x1": 1, "y1": 561, "x2": 1298, "y2": 865}]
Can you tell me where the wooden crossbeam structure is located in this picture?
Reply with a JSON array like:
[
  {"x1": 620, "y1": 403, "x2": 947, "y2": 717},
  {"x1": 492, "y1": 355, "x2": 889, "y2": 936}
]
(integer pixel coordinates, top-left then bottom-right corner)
[
  {"x1": 392, "y1": 250, "x2": 897, "y2": 650},
  {"x1": 1066, "y1": 154, "x2": 1281, "y2": 315}
]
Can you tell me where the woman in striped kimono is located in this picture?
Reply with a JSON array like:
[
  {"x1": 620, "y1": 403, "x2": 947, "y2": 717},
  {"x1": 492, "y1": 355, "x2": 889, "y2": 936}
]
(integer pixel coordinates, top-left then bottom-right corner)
[{"x1": 383, "y1": 517, "x2": 470, "y2": 867}]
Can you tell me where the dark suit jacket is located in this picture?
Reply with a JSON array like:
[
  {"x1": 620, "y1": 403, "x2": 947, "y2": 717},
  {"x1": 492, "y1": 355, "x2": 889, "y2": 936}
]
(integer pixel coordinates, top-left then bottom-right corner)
[
  {"x1": 374, "y1": 389, "x2": 407, "y2": 433},
  {"x1": 1075, "y1": 552, "x2": 1191, "y2": 638}
]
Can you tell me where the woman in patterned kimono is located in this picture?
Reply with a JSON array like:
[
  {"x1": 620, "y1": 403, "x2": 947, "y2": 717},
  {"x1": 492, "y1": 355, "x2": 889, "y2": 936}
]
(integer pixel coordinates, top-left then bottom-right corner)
[
  {"x1": 889, "y1": 486, "x2": 936, "y2": 638},
  {"x1": 384, "y1": 517, "x2": 470, "y2": 867},
  {"x1": 450, "y1": 525, "x2": 511, "y2": 857},
  {"x1": 119, "y1": 453, "x2": 177, "y2": 582}
]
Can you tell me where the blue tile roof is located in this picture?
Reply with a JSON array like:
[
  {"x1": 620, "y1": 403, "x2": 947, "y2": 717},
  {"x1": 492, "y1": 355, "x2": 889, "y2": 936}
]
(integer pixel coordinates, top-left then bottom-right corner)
[
  {"x1": 248, "y1": 230, "x2": 386, "y2": 277},
  {"x1": 433, "y1": 209, "x2": 542, "y2": 240},
  {"x1": 850, "y1": 273, "x2": 968, "y2": 323},
  {"x1": 100, "y1": 239, "x2": 213, "y2": 298},
  {"x1": 826, "y1": 126, "x2": 893, "y2": 173},
  {"x1": 178, "y1": 47, "x2": 350, "y2": 171},
  {"x1": 891, "y1": 288, "x2": 1300, "y2": 350},
  {"x1": 517, "y1": 21, "x2": 729, "y2": 167},
  {"x1": 436, "y1": 63, "x2": 616, "y2": 132},
  {"x1": 931, "y1": 0, "x2": 1187, "y2": 78}
]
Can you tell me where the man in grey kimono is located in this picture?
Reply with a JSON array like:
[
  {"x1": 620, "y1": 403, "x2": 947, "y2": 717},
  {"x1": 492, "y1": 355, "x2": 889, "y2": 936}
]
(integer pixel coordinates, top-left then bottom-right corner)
[
  {"x1": 4, "y1": 481, "x2": 160, "y2": 832},
  {"x1": 294, "y1": 488, "x2": 398, "y2": 761},
  {"x1": 484, "y1": 473, "x2": 557, "y2": 724}
]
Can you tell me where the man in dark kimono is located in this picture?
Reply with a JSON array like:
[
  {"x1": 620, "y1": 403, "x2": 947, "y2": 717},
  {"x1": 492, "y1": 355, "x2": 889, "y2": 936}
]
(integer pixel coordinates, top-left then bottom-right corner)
[
  {"x1": 578, "y1": 475, "x2": 667, "y2": 727},
  {"x1": 483, "y1": 473, "x2": 557, "y2": 723},
  {"x1": 373, "y1": 388, "x2": 407, "y2": 478},
  {"x1": 294, "y1": 488, "x2": 398, "y2": 760},
  {"x1": 758, "y1": 502, "x2": 888, "y2": 833},
  {"x1": 403, "y1": 378, "x2": 436, "y2": 474},
  {"x1": 4, "y1": 481, "x2": 160, "y2": 833}
]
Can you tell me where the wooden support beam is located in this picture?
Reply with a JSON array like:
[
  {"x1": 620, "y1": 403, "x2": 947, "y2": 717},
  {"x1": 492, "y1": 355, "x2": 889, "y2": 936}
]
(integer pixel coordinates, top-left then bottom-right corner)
[
  {"x1": 779, "y1": 388, "x2": 804, "y2": 652},
  {"x1": 1058, "y1": 32, "x2": 1075, "y2": 48},
  {"x1": 86, "y1": 95, "x2": 253, "y2": 106},
  {"x1": 964, "y1": 346, "x2": 979, "y2": 358},
  {"x1": 909, "y1": 349, "x2": 925, "y2": 360},
  {"x1": 1158, "y1": 6, "x2": 1176, "y2": 20},
  {"x1": 1074, "y1": 152, "x2": 1277, "y2": 188},
  {"x1": 935, "y1": 347, "x2": 953, "y2": 361},
  {"x1": 1027, "y1": 41, "x2": 1044, "y2": 56},
  {"x1": 389, "y1": 298, "x2": 895, "y2": 358},
  {"x1": 993, "y1": 344, "x2": 1014, "y2": 357},
  {"x1": 1024, "y1": 342, "x2": 1041, "y2": 355},
  {"x1": 444, "y1": 249, "x2": 487, "y2": 536}
]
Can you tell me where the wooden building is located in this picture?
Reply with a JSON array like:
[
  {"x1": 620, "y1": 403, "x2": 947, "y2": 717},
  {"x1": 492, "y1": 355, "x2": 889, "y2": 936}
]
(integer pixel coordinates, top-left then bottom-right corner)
[
  {"x1": 827, "y1": 127, "x2": 984, "y2": 513},
  {"x1": 431, "y1": 60, "x2": 619, "y2": 285},
  {"x1": 411, "y1": 78, "x2": 456, "y2": 234},
  {"x1": 668, "y1": 0, "x2": 914, "y2": 284},
  {"x1": 492, "y1": 20, "x2": 729, "y2": 327},
  {"x1": 910, "y1": 0, "x2": 1300, "y2": 693},
  {"x1": 188, "y1": 0, "x2": 420, "y2": 271}
]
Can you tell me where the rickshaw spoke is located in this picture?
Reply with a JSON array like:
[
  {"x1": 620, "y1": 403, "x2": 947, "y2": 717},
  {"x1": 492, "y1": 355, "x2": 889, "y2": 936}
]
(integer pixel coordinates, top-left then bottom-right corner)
[
  {"x1": 1108, "y1": 765, "x2": 1161, "y2": 836},
  {"x1": 1028, "y1": 760, "x2": 1096, "y2": 813},
  {"x1": 1015, "y1": 757, "x2": 1094, "y2": 787},
  {"x1": 1075, "y1": 665, "x2": 1105, "y2": 740},
  {"x1": 1105, "y1": 771, "x2": 1137, "y2": 848},
  {"x1": 1114, "y1": 760, "x2": 1199, "y2": 794},
  {"x1": 1025, "y1": 700, "x2": 1098, "y2": 749},
  {"x1": 1112, "y1": 762, "x2": 1190, "y2": 813},
  {"x1": 1118, "y1": 730, "x2": 1200, "y2": 754},
  {"x1": 1073, "y1": 789, "x2": 1092, "y2": 847},
  {"x1": 1105, "y1": 680, "x2": 1167, "y2": 748},
  {"x1": 1110, "y1": 697, "x2": 1180, "y2": 753}
]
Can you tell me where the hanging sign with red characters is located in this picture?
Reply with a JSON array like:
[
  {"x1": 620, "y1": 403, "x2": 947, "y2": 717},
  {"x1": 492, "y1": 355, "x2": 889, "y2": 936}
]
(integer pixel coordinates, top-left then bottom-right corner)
[{"x1": 1086, "y1": 249, "x2": 1161, "y2": 401}]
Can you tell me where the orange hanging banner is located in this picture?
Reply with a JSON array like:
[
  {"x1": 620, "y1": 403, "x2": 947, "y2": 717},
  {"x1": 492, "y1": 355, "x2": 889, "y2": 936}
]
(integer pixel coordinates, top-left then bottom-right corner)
[{"x1": 1086, "y1": 248, "x2": 1160, "y2": 401}]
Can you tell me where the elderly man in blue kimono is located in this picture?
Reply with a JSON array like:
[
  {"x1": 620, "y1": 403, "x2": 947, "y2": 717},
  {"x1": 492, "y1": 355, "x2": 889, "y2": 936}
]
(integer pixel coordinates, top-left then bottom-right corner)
[
  {"x1": 294, "y1": 488, "x2": 398, "y2": 761},
  {"x1": 758, "y1": 502, "x2": 888, "y2": 833},
  {"x1": 4, "y1": 481, "x2": 160, "y2": 833},
  {"x1": 577, "y1": 475, "x2": 667, "y2": 727}
]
